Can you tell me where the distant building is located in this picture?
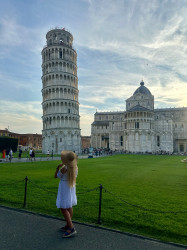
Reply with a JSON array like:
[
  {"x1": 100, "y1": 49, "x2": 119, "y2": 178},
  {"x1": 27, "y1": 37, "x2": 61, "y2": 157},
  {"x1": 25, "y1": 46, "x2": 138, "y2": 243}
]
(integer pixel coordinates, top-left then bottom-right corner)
[
  {"x1": 91, "y1": 81, "x2": 187, "y2": 153},
  {"x1": 0, "y1": 129, "x2": 42, "y2": 149},
  {"x1": 81, "y1": 136, "x2": 91, "y2": 149},
  {"x1": 41, "y1": 27, "x2": 81, "y2": 154}
]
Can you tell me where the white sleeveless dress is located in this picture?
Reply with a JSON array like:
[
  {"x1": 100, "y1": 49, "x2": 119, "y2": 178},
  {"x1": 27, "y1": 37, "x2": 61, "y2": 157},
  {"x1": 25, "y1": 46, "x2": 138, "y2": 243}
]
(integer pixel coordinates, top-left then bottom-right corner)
[{"x1": 56, "y1": 166, "x2": 78, "y2": 209}]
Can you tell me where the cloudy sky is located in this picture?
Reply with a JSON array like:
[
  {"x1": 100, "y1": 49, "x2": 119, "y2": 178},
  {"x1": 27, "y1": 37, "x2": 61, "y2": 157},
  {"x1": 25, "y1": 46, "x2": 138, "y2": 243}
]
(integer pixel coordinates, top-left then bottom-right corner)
[{"x1": 0, "y1": 0, "x2": 187, "y2": 136}]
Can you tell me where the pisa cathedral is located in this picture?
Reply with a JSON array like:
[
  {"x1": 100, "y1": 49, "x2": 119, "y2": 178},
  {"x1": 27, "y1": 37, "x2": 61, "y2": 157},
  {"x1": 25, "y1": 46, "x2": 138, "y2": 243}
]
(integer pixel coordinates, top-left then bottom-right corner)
[
  {"x1": 41, "y1": 28, "x2": 81, "y2": 154},
  {"x1": 91, "y1": 81, "x2": 187, "y2": 153}
]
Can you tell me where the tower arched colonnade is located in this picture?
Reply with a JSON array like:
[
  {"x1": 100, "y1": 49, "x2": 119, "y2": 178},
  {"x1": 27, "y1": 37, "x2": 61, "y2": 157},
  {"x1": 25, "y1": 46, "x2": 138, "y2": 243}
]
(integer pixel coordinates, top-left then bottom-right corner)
[
  {"x1": 42, "y1": 86, "x2": 78, "y2": 101},
  {"x1": 42, "y1": 73, "x2": 78, "y2": 88},
  {"x1": 42, "y1": 60, "x2": 77, "y2": 76},
  {"x1": 43, "y1": 115, "x2": 80, "y2": 129},
  {"x1": 42, "y1": 100, "x2": 79, "y2": 115},
  {"x1": 42, "y1": 47, "x2": 77, "y2": 64}
]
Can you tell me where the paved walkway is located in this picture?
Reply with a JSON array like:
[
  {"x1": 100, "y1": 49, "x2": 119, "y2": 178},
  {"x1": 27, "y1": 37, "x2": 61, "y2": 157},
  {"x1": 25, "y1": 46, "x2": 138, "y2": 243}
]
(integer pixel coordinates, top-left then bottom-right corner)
[
  {"x1": 0, "y1": 206, "x2": 186, "y2": 250},
  {"x1": 0, "y1": 155, "x2": 90, "y2": 164},
  {"x1": 0, "y1": 156, "x2": 61, "y2": 163}
]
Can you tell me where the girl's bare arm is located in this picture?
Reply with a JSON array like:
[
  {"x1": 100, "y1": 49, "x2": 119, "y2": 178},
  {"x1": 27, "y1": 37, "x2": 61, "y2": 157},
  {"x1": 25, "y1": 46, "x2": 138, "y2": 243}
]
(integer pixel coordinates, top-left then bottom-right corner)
[{"x1": 54, "y1": 163, "x2": 64, "y2": 178}]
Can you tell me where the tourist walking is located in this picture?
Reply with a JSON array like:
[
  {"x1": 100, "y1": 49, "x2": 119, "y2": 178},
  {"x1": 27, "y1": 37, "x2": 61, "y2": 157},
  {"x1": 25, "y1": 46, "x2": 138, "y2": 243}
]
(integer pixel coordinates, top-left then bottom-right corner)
[
  {"x1": 9, "y1": 149, "x2": 13, "y2": 162},
  {"x1": 18, "y1": 147, "x2": 22, "y2": 159},
  {"x1": 29, "y1": 148, "x2": 33, "y2": 161},
  {"x1": 6, "y1": 149, "x2": 9, "y2": 161},
  {"x1": 47, "y1": 149, "x2": 50, "y2": 160},
  {"x1": 32, "y1": 149, "x2": 36, "y2": 161},
  {"x1": 55, "y1": 151, "x2": 78, "y2": 238}
]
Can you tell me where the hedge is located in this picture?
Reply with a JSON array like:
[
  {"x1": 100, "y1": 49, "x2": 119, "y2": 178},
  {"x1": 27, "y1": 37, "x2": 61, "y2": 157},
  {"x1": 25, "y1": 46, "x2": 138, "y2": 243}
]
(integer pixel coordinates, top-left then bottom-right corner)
[{"x1": 0, "y1": 137, "x2": 18, "y2": 152}]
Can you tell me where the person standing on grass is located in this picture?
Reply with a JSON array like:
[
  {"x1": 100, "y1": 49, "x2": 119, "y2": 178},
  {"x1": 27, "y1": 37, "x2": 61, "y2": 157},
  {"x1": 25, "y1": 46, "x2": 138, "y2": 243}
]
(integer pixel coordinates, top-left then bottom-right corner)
[
  {"x1": 9, "y1": 149, "x2": 13, "y2": 162},
  {"x1": 32, "y1": 148, "x2": 36, "y2": 161},
  {"x1": 18, "y1": 147, "x2": 22, "y2": 159},
  {"x1": 6, "y1": 148, "x2": 9, "y2": 161},
  {"x1": 55, "y1": 150, "x2": 78, "y2": 238},
  {"x1": 47, "y1": 149, "x2": 50, "y2": 160},
  {"x1": 29, "y1": 148, "x2": 33, "y2": 161}
]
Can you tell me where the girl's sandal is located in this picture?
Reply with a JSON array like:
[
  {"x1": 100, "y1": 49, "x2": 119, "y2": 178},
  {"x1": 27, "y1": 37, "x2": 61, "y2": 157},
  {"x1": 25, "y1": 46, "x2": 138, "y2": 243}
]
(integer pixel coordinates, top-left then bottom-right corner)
[
  {"x1": 62, "y1": 227, "x2": 77, "y2": 238},
  {"x1": 59, "y1": 225, "x2": 69, "y2": 232}
]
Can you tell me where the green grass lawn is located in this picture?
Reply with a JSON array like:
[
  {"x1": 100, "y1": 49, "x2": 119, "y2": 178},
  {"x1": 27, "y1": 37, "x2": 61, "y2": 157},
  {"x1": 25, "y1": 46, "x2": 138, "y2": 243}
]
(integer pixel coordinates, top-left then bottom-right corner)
[{"x1": 0, "y1": 154, "x2": 187, "y2": 244}]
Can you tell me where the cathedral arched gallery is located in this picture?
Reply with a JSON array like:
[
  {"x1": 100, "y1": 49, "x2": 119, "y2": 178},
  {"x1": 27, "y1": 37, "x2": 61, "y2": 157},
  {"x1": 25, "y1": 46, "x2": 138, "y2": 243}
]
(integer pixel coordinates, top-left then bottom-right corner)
[{"x1": 91, "y1": 81, "x2": 187, "y2": 153}]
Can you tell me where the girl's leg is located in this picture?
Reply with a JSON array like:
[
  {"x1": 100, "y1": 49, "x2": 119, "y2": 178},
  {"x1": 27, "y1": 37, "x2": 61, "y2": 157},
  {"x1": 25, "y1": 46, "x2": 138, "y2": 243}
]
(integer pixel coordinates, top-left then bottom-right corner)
[
  {"x1": 61, "y1": 208, "x2": 73, "y2": 229},
  {"x1": 67, "y1": 207, "x2": 73, "y2": 219}
]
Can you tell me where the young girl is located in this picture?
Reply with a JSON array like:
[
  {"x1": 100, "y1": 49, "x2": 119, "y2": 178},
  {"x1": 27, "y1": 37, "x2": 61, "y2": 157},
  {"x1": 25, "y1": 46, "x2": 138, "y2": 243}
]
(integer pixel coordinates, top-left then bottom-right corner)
[{"x1": 55, "y1": 150, "x2": 78, "y2": 238}]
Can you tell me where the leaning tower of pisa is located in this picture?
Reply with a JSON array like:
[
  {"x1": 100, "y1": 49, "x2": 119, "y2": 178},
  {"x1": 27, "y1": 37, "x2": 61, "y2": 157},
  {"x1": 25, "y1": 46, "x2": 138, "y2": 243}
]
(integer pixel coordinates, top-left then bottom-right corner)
[{"x1": 41, "y1": 27, "x2": 81, "y2": 154}]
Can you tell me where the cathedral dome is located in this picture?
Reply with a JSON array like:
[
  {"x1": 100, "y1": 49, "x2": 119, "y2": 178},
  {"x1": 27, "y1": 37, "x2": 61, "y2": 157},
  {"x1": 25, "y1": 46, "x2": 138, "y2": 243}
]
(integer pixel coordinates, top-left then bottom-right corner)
[{"x1": 133, "y1": 81, "x2": 152, "y2": 96}]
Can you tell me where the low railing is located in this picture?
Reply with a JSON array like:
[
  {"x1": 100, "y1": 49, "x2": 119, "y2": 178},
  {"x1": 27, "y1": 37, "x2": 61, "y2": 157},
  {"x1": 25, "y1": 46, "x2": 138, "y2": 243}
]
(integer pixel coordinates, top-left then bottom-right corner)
[{"x1": 1, "y1": 177, "x2": 187, "y2": 225}]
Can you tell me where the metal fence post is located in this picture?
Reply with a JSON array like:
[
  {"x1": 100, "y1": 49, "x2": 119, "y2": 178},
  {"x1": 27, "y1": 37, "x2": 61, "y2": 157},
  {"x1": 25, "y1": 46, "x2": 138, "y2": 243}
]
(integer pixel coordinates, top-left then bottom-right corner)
[
  {"x1": 97, "y1": 184, "x2": 103, "y2": 224},
  {"x1": 23, "y1": 176, "x2": 28, "y2": 208}
]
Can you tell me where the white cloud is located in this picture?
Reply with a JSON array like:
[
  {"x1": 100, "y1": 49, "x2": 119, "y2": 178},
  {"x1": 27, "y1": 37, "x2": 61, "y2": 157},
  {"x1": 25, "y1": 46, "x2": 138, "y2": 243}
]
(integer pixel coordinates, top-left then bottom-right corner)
[
  {"x1": 152, "y1": 80, "x2": 187, "y2": 108},
  {"x1": 0, "y1": 100, "x2": 42, "y2": 116},
  {"x1": 80, "y1": 111, "x2": 93, "y2": 136},
  {"x1": 0, "y1": 15, "x2": 46, "y2": 55},
  {"x1": 80, "y1": 103, "x2": 96, "y2": 109},
  {"x1": 0, "y1": 100, "x2": 42, "y2": 134},
  {"x1": 0, "y1": 113, "x2": 42, "y2": 134}
]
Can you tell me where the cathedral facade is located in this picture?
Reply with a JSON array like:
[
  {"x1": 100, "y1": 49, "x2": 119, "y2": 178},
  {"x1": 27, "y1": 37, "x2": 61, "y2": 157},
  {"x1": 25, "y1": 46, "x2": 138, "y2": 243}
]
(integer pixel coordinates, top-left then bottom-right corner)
[{"x1": 91, "y1": 81, "x2": 187, "y2": 153}]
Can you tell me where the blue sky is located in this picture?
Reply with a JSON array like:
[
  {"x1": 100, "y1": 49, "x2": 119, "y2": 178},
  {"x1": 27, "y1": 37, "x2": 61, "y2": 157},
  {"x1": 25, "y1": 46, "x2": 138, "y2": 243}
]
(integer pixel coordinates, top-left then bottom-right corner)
[{"x1": 0, "y1": 0, "x2": 187, "y2": 136}]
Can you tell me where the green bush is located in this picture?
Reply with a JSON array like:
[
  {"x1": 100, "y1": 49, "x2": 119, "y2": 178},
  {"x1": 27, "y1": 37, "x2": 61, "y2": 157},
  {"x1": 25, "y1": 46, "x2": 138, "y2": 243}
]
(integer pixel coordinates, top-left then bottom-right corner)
[{"x1": 0, "y1": 137, "x2": 18, "y2": 152}]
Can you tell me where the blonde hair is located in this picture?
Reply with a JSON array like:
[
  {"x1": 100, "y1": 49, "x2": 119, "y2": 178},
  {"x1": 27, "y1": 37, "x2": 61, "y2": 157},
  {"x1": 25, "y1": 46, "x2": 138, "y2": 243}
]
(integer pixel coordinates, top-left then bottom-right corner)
[
  {"x1": 67, "y1": 165, "x2": 77, "y2": 187},
  {"x1": 61, "y1": 151, "x2": 78, "y2": 188}
]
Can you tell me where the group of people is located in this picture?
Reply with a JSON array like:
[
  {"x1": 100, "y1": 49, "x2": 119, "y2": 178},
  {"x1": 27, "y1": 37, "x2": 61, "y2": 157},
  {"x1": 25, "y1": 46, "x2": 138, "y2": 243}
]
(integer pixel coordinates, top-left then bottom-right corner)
[
  {"x1": 5, "y1": 148, "x2": 13, "y2": 162},
  {"x1": 3, "y1": 148, "x2": 22, "y2": 161}
]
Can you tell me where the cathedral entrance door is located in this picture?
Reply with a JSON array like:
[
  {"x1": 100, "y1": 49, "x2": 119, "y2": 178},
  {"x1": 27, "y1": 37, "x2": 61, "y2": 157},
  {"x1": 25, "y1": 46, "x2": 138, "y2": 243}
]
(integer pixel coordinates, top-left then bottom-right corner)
[{"x1": 179, "y1": 144, "x2": 184, "y2": 153}]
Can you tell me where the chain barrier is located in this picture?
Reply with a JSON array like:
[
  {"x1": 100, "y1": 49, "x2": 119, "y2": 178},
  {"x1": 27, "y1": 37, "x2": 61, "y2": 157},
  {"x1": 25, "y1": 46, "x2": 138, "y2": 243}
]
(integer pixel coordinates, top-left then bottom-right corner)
[
  {"x1": 28, "y1": 179, "x2": 98, "y2": 195},
  {"x1": 77, "y1": 187, "x2": 98, "y2": 194},
  {"x1": 0, "y1": 179, "x2": 25, "y2": 186},
  {"x1": 28, "y1": 179, "x2": 57, "y2": 195},
  {"x1": 1, "y1": 178, "x2": 187, "y2": 217},
  {"x1": 0, "y1": 177, "x2": 98, "y2": 195},
  {"x1": 103, "y1": 187, "x2": 187, "y2": 214}
]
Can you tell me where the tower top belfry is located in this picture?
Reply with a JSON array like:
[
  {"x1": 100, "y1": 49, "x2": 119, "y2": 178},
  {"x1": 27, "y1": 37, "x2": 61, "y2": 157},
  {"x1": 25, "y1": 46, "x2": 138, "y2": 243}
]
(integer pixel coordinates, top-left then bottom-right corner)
[{"x1": 46, "y1": 28, "x2": 73, "y2": 48}]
